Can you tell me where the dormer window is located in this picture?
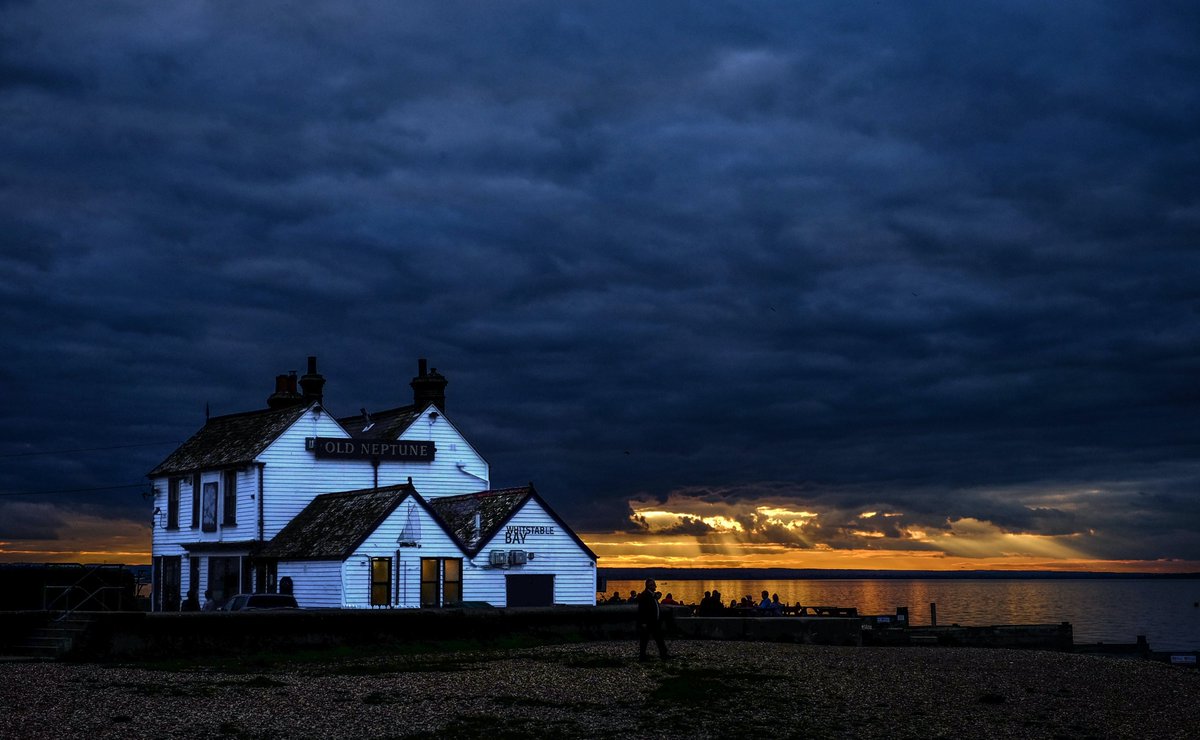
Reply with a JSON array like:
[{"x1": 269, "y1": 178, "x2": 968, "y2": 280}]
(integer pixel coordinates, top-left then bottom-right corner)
[{"x1": 361, "y1": 423, "x2": 375, "y2": 432}]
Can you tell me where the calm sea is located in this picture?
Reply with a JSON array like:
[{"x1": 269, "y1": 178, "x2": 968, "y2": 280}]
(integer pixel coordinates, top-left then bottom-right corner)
[{"x1": 605, "y1": 578, "x2": 1200, "y2": 651}]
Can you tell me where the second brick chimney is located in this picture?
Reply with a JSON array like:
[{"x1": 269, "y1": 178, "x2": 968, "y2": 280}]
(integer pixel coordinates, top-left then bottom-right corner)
[{"x1": 410, "y1": 358, "x2": 447, "y2": 412}]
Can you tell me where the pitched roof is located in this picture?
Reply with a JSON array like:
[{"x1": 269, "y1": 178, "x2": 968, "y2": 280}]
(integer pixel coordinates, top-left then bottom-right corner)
[
  {"x1": 428, "y1": 486, "x2": 532, "y2": 555},
  {"x1": 336, "y1": 404, "x2": 422, "y2": 440},
  {"x1": 429, "y1": 486, "x2": 598, "y2": 560},
  {"x1": 258, "y1": 483, "x2": 419, "y2": 560},
  {"x1": 148, "y1": 403, "x2": 313, "y2": 477}
]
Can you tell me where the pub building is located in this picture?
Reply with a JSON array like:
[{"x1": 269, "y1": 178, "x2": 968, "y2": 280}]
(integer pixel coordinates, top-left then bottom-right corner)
[{"x1": 148, "y1": 358, "x2": 597, "y2": 611}]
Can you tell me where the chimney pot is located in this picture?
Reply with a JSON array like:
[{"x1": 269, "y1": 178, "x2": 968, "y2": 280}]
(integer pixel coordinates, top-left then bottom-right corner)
[
  {"x1": 418, "y1": 358, "x2": 427, "y2": 377},
  {"x1": 268, "y1": 372, "x2": 303, "y2": 409}
]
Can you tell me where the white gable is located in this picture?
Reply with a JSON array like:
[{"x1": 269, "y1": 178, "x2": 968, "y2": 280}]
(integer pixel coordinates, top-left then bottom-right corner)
[
  {"x1": 257, "y1": 405, "x2": 376, "y2": 539},
  {"x1": 344, "y1": 494, "x2": 465, "y2": 608},
  {"x1": 465, "y1": 496, "x2": 596, "y2": 607},
  {"x1": 376, "y1": 405, "x2": 490, "y2": 496}
]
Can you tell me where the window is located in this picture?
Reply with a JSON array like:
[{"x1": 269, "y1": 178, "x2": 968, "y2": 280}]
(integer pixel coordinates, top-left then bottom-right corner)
[
  {"x1": 222, "y1": 470, "x2": 237, "y2": 526},
  {"x1": 420, "y1": 558, "x2": 463, "y2": 608},
  {"x1": 190, "y1": 473, "x2": 200, "y2": 528},
  {"x1": 420, "y1": 558, "x2": 440, "y2": 607},
  {"x1": 370, "y1": 557, "x2": 392, "y2": 607},
  {"x1": 201, "y1": 481, "x2": 218, "y2": 532},
  {"x1": 166, "y1": 478, "x2": 180, "y2": 529},
  {"x1": 443, "y1": 559, "x2": 462, "y2": 605}
]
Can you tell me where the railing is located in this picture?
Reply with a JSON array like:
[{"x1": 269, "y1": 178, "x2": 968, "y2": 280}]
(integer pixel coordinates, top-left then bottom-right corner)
[{"x1": 42, "y1": 563, "x2": 133, "y2": 619}]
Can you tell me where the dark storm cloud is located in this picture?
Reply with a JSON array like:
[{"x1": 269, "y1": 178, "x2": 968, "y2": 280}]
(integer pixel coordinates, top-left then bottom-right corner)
[
  {"x1": 0, "y1": 503, "x2": 64, "y2": 540},
  {"x1": 1, "y1": 1, "x2": 1198, "y2": 563}
]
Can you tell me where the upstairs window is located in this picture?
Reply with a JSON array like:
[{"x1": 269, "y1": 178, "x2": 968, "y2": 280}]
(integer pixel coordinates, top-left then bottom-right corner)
[
  {"x1": 190, "y1": 472, "x2": 200, "y2": 528},
  {"x1": 201, "y1": 481, "x2": 218, "y2": 532},
  {"x1": 222, "y1": 470, "x2": 237, "y2": 526},
  {"x1": 166, "y1": 478, "x2": 180, "y2": 530}
]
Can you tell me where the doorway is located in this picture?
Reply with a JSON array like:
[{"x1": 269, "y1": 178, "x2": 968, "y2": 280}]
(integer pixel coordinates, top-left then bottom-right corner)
[
  {"x1": 505, "y1": 574, "x2": 554, "y2": 607},
  {"x1": 155, "y1": 555, "x2": 181, "y2": 612}
]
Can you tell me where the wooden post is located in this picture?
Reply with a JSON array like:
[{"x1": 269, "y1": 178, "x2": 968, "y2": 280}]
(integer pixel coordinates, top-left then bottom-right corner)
[{"x1": 930, "y1": 602, "x2": 937, "y2": 626}]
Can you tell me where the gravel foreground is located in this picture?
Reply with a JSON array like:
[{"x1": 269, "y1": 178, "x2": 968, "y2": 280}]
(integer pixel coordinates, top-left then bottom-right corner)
[{"x1": 1, "y1": 641, "x2": 1197, "y2": 739}]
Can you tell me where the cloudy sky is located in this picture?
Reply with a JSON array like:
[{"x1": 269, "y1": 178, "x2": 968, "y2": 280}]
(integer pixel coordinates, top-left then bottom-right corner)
[{"x1": 2, "y1": 1, "x2": 1198, "y2": 570}]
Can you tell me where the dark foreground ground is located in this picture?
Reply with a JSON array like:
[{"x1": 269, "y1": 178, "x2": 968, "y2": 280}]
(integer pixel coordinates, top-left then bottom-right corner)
[{"x1": 1, "y1": 640, "x2": 1197, "y2": 739}]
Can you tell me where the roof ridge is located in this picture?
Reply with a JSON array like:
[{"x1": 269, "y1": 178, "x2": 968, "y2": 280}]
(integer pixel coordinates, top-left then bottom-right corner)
[
  {"x1": 337, "y1": 403, "x2": 418, "y2": 420},
  {"x1": 432, "y1": 486, "x2": 530, "y2": 503},
  {"x1": 314, "y1": 483, "x2": 416, "y2": 499},
  {"x1": 206, "y1": 402, "x2": 313, "y2": 424}
]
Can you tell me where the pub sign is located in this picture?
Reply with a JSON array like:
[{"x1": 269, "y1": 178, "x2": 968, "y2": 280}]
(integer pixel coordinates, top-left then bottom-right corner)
[{"x1": 306, "y1": 437, "x2": 436, "y2": 462}]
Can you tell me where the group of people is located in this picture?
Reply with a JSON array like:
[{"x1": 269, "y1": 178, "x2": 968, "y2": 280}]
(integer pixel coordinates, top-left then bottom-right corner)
[
  {"x1": 604, "y1": 587, "x2": 792, "y2": 616},
  {"x1": 614, "y1": 580, "x2": 799, "y2": 662},
  {"x1": 178, "y1": 589, "x2": 220, "y2": 611}
]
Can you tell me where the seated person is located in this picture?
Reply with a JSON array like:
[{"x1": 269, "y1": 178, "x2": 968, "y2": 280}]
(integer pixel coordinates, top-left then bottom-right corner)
[{"x1": 757, "y1": 590, "x2": 773, "y2": 612}]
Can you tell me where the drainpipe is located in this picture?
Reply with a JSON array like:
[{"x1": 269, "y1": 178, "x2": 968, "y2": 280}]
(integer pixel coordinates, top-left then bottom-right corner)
[{"x1": 257, "y1": 463, "x2": 266, "y2": 542}]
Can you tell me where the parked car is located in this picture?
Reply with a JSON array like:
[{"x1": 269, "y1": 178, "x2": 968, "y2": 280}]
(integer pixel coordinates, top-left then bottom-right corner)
[{"x1": 220, "y1": 593, "x2": 299, "y2": 611}]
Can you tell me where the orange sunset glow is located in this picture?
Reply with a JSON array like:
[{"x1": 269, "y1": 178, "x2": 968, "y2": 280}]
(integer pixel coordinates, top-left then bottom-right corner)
[{"x1": 4, "y1": 498, "x2": 1198, "y2": 574}]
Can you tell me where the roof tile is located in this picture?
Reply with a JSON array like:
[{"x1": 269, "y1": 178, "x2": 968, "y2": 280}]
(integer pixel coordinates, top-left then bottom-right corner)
[
  {"x1": 148, "y1": 403, "x2": 311, "y2": 477},
  {"x1": 258, "y1": 484, "x2": 416, "y2": 560},
  {"x1": 427, "y1": 487, "x2": 532, "y2": 554}
]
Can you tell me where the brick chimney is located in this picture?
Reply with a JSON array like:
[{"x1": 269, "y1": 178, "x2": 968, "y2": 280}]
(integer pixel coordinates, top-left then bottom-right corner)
[
  {"x1": 267, "y1": 372, "x2": 302, "y2": 409},
  {"x1": 410, "y1": 358, "x2": 447, "y2": 411},
  {"x1": 299, "y1": 356, "x2": 325, "y2": 404}
]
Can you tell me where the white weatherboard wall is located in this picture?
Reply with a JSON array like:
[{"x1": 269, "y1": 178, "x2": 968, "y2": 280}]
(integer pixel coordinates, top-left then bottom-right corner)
[
  {"x1": 376, "y1": 406, "x2": 490, "y2": 497},
  {"x1": 151, "y1": 466, "x2": 260, "y2": 557},
  {"x1": 464, "y1": 499, "x2": 596, "y2": 607},
  {"x1": 342, "y1": 496, "x2": 465, "y2": 608},
  {"x1": 278, "y1": 560, "x2": 344, "y2": 608},
  {"x1": 257, "y1": 407, "x2": 376, "y2": 541}
]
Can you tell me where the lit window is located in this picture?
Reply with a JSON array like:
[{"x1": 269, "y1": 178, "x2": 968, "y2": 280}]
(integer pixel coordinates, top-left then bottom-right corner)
[
  {"x1": 420, "y1": 558, "x2": 439, "y2": 607},
  {"x1": 443, "y1": 559, "x2": 462, "y2": 605},
  {"x1": 371, "y1": 557, "x2": 392, "y2": 606},
  {"x1": 420, "y1": 558, "x2": 463, "y2": 607}
]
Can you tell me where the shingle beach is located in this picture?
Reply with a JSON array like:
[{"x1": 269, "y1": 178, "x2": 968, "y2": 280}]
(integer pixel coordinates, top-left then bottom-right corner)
[{"x1": 2, "y1": 641, "x2": 1196, "y2": 739}]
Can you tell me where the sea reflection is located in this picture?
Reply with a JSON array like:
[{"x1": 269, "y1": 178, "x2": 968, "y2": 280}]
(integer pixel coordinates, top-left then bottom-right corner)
[{"x1": 604, "y1": 578, "x2": 1200, "y2": 650}]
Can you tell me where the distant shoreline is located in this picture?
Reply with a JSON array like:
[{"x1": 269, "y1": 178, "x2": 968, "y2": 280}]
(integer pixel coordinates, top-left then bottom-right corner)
[{"x1": 600, "y1": 567, "x2": 1200, "y2": 580}]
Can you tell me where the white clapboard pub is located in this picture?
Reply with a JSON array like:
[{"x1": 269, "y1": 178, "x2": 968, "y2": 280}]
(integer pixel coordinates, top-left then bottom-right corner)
[{"x1": 148, "y1": 358, "x2": 597, "y2": 611}]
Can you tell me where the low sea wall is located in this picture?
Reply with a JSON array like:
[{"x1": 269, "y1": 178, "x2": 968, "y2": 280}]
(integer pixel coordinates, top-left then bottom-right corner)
[
  {"x1": 1, "y1": 607, "x2": 1076, "y2": 662},
  {"x1": 8, "y1": 606, "x2": 643, "y2": 661}
]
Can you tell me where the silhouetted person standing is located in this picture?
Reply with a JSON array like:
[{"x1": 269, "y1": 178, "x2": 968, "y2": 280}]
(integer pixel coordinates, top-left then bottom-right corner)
[
  {"x1": 180, "y1": 589, "x2": 199, "y2": 612},
  {"x1": 637, "y1": 578, "x2": 670, "y2": 661}
]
